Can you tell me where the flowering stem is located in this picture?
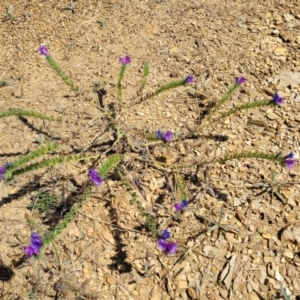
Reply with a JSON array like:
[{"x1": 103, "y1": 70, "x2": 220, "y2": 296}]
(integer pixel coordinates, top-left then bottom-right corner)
[
  {"x1": 175, "y1": 151, "x2": 285, "y2": 169},
  {"x1": 140, "y1": 62, "x2": 149, "y2": 90},
  {"x1": 204, "y1": 83, "x2": 240, "y2": 122},
  {"x1": 0, "y1": 109, "x2": 61, "y2": 121},
  {"x1": 8, "y1": 154, "x2": 99, "y2": 180},
  {"x1": 45, "y1": 55, "x2": 79, "y2": 93},
  {"x1": 118, "y1": 170, "x2": 160, "y2": 238},
  {"x1": 201, "y1": 100, "x2": 273, "y2": 129},
  {"x1": 40, "y1": 184, "x2": 92, "y2": 257},
  {"x1": 129, "y1": 78, "x2": 191, "y2": 108},
  {"x1": 117, "y1": 65, "x2": 127, "y2": 102}
]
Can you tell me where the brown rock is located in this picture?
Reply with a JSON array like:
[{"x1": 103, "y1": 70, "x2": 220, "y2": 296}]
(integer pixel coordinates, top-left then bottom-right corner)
[
  {"x1": 274, "y1": 47, "x2": 288, "y2": 56},
  {"x1": 187, "y1": 287, "x2": 197, "y2": 299}
]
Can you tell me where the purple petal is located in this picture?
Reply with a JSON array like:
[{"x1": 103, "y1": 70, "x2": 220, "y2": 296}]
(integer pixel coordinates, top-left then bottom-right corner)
[
  {"x1": 181, "y1": 200, "x2": 188, "y2": 208},
  {"x1": 174, "y1": 203, "x2": 182, "y2": 212},
  {"x1": 184, "y1": 75, "x2": 193, "y2": 84},
  {"x1": 284, "y1": 152, "x2": 297, "y2": 169},
  {"x1": 31, "y1": 233, "x2": 43, "y2": 249},
  {"x1": 285, "y1": 159, "x2": 297, "y2": 169},
  {"x1": 164, "y1": 131, "x2": 173, "y2": 142},
  {"x1": 235, "y1": 76, "x2": 246, "y2": 85},
  {"x1": 273, "y1": 93, "x2": 284, "y2": 105},
  {"x1": 284, "y1": 152, "x2": 296, "y2": 160},
  {"x1": 89, "y1": 169, "x2": 103, "y2": 186},
  {"x1": 0, "y1": 166, "x2": 6, "y2": 181},
  {"x1": 161, "y1": 229, "x2": 171, "y2": 240},
  {"x1": 39, "y1": 45, "x2": 49, "y2": 56},
  {"x1": 157, "y1": 239, "x2": 168, "y2": 251},
  {"x1": 166, "y1": 242, "x2": 177, "y2": 254},
  {"x1": 24, "y1": 232, "x2": 43, "y2": 258},
  {"x1": 156, "y1": 130, "x2": 164, "y2": 139},
  {"x1": 24, "y1": 246, "x2": 35, "y2": 258},
  {"x1": 119, "y1": 55, "x2": 131, "y2": 65}
]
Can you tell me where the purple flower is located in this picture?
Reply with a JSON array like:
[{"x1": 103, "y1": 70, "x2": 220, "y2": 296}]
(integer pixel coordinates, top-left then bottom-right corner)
[
  {"x1": 89, "y1": 169, "x2": 103, "y2": 186},
  {"x1": 284, "y1": 152, "x2": 298, "y2": 169},
  {"x1": 161, "y1": 229, "x2": 171, "y2": 240},
  {"x1": 119, "y1": 55, "x2": 131, "y2": 65},
  {"x1": 156, "y1": 130, "x2": 173, "y2": 142},
  {"x1": 181, "y1": 199, "x2": 188, "y2": 208},
  {"x1": 174, "y1": 203, "x2": 183, "y2": 212},
  {"x1": 184, "y1": 75, "x2": 193, "y2": 84},
  {"x1": 235, "y1": 76, "x2": 246, "y2": 85},
  {"x1": 39, "y1": 45, "x2": 49, "y2": 57},
  {"x1": 157, "y1": 239, "x2": 177, "y2": 254},
  {"x1": 164, "y1": 131, "x2": 173, "y2": 142},
  {"x1": 134, "y1": 179, "x2": 140, "y2": 186},
  {"x1": 174, "y1": 200, "x2": 189, "y2": 213},
  {"x1": 273, "y1": 93, "x2": 284, "y2": 105},
  {"x1": 0, "y1": 166, "x2": 6, "y2": 181},
  {"x1": 156, "y1": 130, "x2": 164, "y2": 139},
  {"x1": 24, "y1": 232, "x2": 43, "y2": 258}
]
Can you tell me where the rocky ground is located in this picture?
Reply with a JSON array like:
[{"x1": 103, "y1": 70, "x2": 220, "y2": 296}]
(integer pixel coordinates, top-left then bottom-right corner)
[{"x1": 0, "y1": 0, "x2": 300, "y2": 299}]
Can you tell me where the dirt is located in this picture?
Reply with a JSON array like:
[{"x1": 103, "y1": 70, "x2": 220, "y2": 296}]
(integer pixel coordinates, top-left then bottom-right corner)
[{"x1": 0, "y1": 0, "x2": 300, "y2": 299}]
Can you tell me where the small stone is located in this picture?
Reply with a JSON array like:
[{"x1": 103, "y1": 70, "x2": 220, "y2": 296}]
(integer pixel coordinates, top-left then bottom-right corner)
[
  {"x1": 262, "y1": 233, "x2": 271, "y2": 239},
  {"x1": 106, "y1": 276, "x2": 116, "y2": 284},
  {"x1": 233, "y1": 198, "x2": 241, "y2": 206},
  {"x1": 266, "y1": 112, "x2": 279, "y2": 120},
  {"x1": 284, "y1": 251, "x2": 294, "y2": 259},
  {"x1": 264, "y1": 256, "x2": 274, "y2": 263},
  {"x1": 177, "y1": 280, "x2": 188, "y2": 289},
  {"x1": 187, "y1": 288, "x2": 197, "y2": 299},
  {"x1": 250, "y1": 292, "x2": 260, "y2": 300},
  {"x1": 279, "y1": 31, "x2": 295, "y2": 43},
  {"x1": 287, "y1": 197, "x2": 297, "y2": 206},
  {"x1": 294, "y1": 95, "x2": 300, "y2": 102},
  {"x1": 274, "y1": 47, "x2": 288, "y2": 56}
]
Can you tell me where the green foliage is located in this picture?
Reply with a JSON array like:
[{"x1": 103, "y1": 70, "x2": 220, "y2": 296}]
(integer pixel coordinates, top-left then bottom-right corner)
[
  {"x1": 9, "y1": 153, "x2": 96, "y2": 179},
  {"x1": 46, "y1": 55, "x2": 79, "y2": 92},
  {"x1": 154, "y1": 79, "x2": 187, "y2": 97},
  {"x1": 117, "y1": 64, "x2": 128, "y2": 102},
  {"x1": 220, "y1": 151, "x2": 284, "y2": 165},
  {"x1": 205, "y1": 83, "x2": 240, "y2": 121},
  {"x1": 141, "y1": 62, "x2": 149, "y2": 89},
  {"x1": 4, "y1": 144, "x2": 59, "y2": 180},
  {"x1": 118, "y1": 170, "x2": 160, "y2": 238},
  {"x1": 176, "y1": 172, "x2": 187, "y2": 200},
  {"x1": 2, "y1": 54, "x2": 290, "y2": 265},
  {"x1": 219, "y1": 100, "x2": 272, "y2": 120},
  {"x1": 40, "y1": 185, "x2": 92, "y2": 256},
  {"x1": 28, "y1": 191, "x2": 59, "y2": 214},
  {"x1": 98, "y1": 154, "x2": 123, "y2": 178},
  {"x1": 0, "y1": 108, "x2": 60, "y2": 121}
]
